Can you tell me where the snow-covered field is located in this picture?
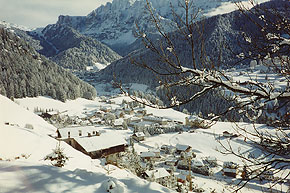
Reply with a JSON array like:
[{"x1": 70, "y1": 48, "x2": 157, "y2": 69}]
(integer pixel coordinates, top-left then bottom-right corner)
[{"x1": 0, "y1": 95, "x2": 175, "y2": 193}]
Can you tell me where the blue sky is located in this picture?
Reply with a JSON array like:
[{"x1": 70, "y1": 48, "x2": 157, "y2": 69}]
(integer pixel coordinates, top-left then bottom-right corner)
[{"x1": 0, "y1": 0, "x2": 111, "y2": 28}]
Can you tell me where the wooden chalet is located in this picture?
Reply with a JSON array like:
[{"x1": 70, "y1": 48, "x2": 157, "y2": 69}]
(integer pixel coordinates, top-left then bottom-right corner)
[
  {"x1": 144, "y1": 168, "x2": 170, "y2": 183},
  {"x1": 176, "y1": 144, "x2": 192, "y2": 154},
  {"x1": 132, "y1": 132, "x2": 145, "y2": 141},
  {"x1": 73, "y1": 135, "x2": 127, "y2": 159}
]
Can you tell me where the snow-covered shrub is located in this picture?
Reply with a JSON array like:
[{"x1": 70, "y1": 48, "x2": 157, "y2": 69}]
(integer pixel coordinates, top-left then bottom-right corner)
[
  {"x1": 44, "y1": 142, "x2": 69, "y2": 167},
  {"x1": 100, "y1": 178, "x2": 126, "y2": 193}
]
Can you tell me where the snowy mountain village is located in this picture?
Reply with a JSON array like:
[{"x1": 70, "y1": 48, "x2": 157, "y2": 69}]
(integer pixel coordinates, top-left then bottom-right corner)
[
  {"x1": 23, "y1": 93, "x2": 283, "y2": 192},
  {"x1": 1, "y1": 0, "x2": 290, "y2": 192}
]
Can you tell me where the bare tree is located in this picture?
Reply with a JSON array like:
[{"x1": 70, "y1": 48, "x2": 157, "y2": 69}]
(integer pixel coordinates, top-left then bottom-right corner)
[{"x1": 114, "y1": 0, "x2": 290, "y2": 191}]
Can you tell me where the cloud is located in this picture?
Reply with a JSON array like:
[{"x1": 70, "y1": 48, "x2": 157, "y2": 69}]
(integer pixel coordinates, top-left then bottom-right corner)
[{"x1": 0, "y1": 0, "x2": 111, "y2": 28}]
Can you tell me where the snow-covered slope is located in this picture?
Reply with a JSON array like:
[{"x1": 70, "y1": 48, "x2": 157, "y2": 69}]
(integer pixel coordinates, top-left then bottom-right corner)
[
  {"x1": 28, "y1": 24, "x2": 122, "y2": 70},
  {"x1": 0, "y1": 95, "x2": 175, "y2": 193}
]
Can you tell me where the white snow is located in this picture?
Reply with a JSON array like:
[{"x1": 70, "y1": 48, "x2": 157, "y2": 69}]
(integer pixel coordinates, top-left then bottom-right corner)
[
  {"x1": 0, "y1": 95, "x2": 175, "y2": 193},
  {"x1": 75, "y1": 132, "x2": 127, "y2": 153},
  {"x1": 2, "y1": 94, "x2": 289, "y2": 192}
]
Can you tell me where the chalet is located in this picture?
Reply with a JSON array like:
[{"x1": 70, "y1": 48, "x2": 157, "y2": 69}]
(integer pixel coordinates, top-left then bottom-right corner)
[
  {"x1": 132, "y1": 132, "x2": 145, "y2": 141},
  {"x1": 161, "y1": 145, "x2": 176, "y2": 154},
  {"x1": 124, "y1": 108, "x2": 134, "y2": 115},
  {"x1": 223, "y1": 168, "x2": 238, "y2": 178},
  {"x1": 176, "y1": 144, "x2": 192, "y2": 154},
  {"x1": 100, "y1": 106, "x2": 112, "y2": 113},
  {"x1": 192, "y1": 159, "x2": 204, "y2": 168},
  {"x1": 223, "y1": 161, "x2": 239, "y2": 169},
  {"x1": 73, "y1": 134, "x2": 128, "y2": 159},
  {"x1": 94, "y1": 111, "x2": 105, "y2": 119},
  {"x1": 40, "y1": 111, "x2": 58, "y2": 119},
  {"x1": 144, "y1": 168, "x2": 170, "y2": 183},
  {"x1": 223, "y1": 131, "x2": 238, "y2": 138},
  {"x1": 151, "y1": 149, "x2": 160, "y2": 157},
  {"x1": 128, "y1": 117, "x2": 142, "y2": 123},
  {"x1": 129, "y1": 121, "x2": 156, "y2": 131},
  {"x1": 165, "y1": 158, "x2": 178, "y2": 166},
  {"x1": 57, "y1": 126, "x2": 100, "y2": 139},
  {"x1": 204, "y1": 156, "x2": 218, "y2": 167},
  {"x1": 185, "y1": 115, "x2": 211, "y2": 129},
  {"x1": 140, "y1": 151, "x2": 156, "y2": 161},
  {"x1": 113, "y1": 119, "x2": 124, "y2": 129},
  {"x1": 136, "y1": 109, "x2": 147, "y2": 116},
  {"x1": 177, "y1": 159, "x2": 189, "y2": 170},
  {"x1": 222, "y1": 161, "x2": 239, "y2": 178},
  {"x1": 143, "y1": 115, "x2": 168, "y2": 125},
  {"x1": 114, "y1": 110, "x2": 125, "y2": 118}
]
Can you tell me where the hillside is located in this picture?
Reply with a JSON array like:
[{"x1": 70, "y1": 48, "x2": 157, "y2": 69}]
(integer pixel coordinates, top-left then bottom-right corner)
[
  {"x1": 2, "y1": 94, "x2": 288, "y2": 192},
  {"x1": 0, "y1": 27, "x2": 96, "y2": 101},
  {"x1": 0, "y1": 94, "x2": 176, "y2": 193},
  {"x1": 28, "y1": 24, "x2": 121, "y2": 71}
]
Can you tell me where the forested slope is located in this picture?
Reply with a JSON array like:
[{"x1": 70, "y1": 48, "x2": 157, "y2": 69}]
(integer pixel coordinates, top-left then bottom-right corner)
[{"x1": 0, "y1": 27, "x2": 96, "y2": 101}]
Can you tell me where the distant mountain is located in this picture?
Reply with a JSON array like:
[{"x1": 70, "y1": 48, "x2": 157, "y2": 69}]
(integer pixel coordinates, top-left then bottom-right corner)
[
  {"x1": 28, "y1": 24, "x2": 121, "y2": 71},
  {"x1": 97, "y1": 0, "x2": 290, "y2": 84},
  {"x1": 56, "y1": 0, "x2": 243, "y2": 55},
  {"x1": 0, "y1": 27, "x2": 96, "y2": 101}
]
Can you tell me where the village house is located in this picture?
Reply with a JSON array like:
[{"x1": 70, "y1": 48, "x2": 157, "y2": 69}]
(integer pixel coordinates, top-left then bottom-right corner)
[
  {"x1": 165, "y1": 158, "x2": 178, "y2": 166},
  {"x1": 57, "y1": 126, "x2": 100, "y2": 140},
  {"x1": 222, "y1": 161, "x2": 239, "y2": 178},
  {"x1": 128, "y1": 117, "x2": 142, "y2": 124},
  {"x1": 129, "y1": 121, "x2": 157, "y2": 131},
  {"x1": 161, "y1": 145, "x2": 176, "y2": 154},
  {"x1": 143, "y1": 115, "x2": 168, "y2": 125},
  {"x1": 192, "y1": 159, "x2": 204, "y2": 168},
  {"x1": 114, "y1": 110, "x2": 125, "y2": 119},
  {"x1": 204, "y1": 156, "x2": 218, "y2": 167},
  {"x1": 185, "y1": 115, "x2": 211, "y2": 129},
  {"x1": 57, "y1": 127, "x2": 128, "y2": 161},
  {"x1": 94, "y1": 111, "x2": 105, "y2": 119},
  {"x1": 40, "y1": 111, "x2": 59, "y2": 119},
  {"x1": 100, "y1": 106, "x2": 112, "y2": 113},
  {"x1": 176, "y1": 144, "x2": 192, "y2": 154},
  {"x1": 132, "y1": 132, "x2": 145, "y2": 141},
  {"x1": 113, "y1": 118, "x2": 124, "y2": 129},
  {"x1": 72, "y1": 134, "x2": 127, "y2": 160},
  {"x1": 223, "y1": 131, "x2": 239, "y2": 138},
  {"x1": 123, "y1": 108, "x2": 134, "y2": 115},
  {"x1": 140, "y1": 151, "x2": 156, "y2": 161},
  {"x1": 144, "y1": 168, "x2": 170, "y2": 184},
  {"x1": 136, "y1": 109, "x2": 147, "y2": 116},
  {"x1": 223, "y1": 168, "x2": 238, "y2": 178},
  {"x1": 140, "y1": 149, "x2": 160, "y2": 161}
]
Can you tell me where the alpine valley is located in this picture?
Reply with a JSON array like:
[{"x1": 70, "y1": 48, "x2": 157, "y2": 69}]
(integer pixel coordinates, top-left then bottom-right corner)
[{"x1": 1, "y1": 0, "x2": 289, "y2": 193}]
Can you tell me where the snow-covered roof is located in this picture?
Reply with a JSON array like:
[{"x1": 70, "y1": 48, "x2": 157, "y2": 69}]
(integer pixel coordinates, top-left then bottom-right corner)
[
  {"x1": 192, "y1": 160, "x2": 204, "y2": 167},
  {"x1": 223, "y1": 168, "x2": 237, "y2": 173},
  {"x1": 143, "y1": 115, "x2": 168, "y2": 122},
  {"x1": 206, "y1": 156, "x2": 217, "y2": 161},
  {"x1": 140, "y1": 151, "x2": 155, "y2": 158},
  {"x1": 58, "y1": 126, "x2": 100, "y2": 139},
  {"x1": 133, "y1": 132, "x2": 145, "y2": 137},
  {"x1": 186, "y1": 115, "x2": 203, "y2": 121},
  {"x1": 113, "y1": 118, "x2": 123, "y2": 126},
  {"x1": 145, "y1": 168, "x2": 170, "y2": 179},
  {"x1": 176, "y1": 144, "x2": 191, "y2": 151},
  {"x1": 129, "y1": 121, "x2": 156, "y2": 128},
  {"x1": 74, "y1": 133, "x2": 127, "y2": 153}
]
